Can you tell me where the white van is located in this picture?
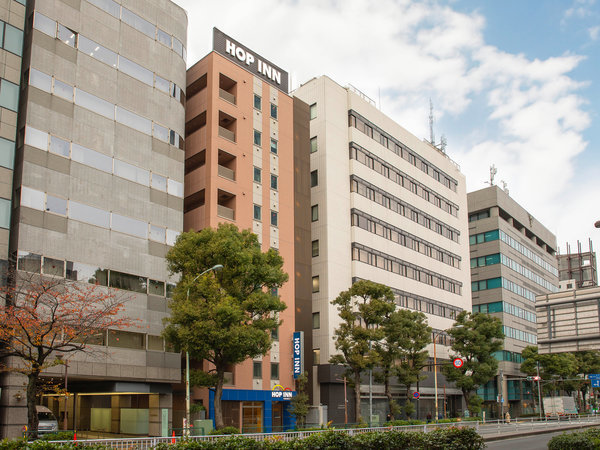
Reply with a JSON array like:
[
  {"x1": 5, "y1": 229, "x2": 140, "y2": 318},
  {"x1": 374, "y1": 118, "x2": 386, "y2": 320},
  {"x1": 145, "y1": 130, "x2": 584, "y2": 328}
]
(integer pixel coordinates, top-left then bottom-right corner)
[{"x1": 36, "y1": 405, "x2": 59, "y2": 433}]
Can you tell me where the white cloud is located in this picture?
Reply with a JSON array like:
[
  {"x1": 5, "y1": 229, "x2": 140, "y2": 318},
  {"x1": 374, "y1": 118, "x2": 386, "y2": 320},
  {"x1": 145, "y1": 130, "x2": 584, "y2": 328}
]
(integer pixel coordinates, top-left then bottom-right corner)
[
  {"x1": 174, "y1": 0, "x2": 596, "y2": 250},
  {"x1": 589, "y1": 25, "x2": 600, "y2": 40}
]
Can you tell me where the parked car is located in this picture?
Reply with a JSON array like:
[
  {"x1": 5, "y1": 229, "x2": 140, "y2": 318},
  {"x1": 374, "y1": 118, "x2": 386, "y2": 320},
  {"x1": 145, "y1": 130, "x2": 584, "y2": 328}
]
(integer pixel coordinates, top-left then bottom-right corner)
[{"x1": 36, "y1": 405, "x2": 59, "y2": 434}]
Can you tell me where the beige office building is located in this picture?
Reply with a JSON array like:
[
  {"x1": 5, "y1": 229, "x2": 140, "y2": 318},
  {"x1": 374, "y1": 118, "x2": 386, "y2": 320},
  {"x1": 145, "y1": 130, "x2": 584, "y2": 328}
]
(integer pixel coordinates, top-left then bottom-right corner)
[
  {"x1": 294, "y1": 76, "x2": 471, "y2": 422},
  {"x1": 1, "y1": 0, "x2": 187, "y2": 438}
]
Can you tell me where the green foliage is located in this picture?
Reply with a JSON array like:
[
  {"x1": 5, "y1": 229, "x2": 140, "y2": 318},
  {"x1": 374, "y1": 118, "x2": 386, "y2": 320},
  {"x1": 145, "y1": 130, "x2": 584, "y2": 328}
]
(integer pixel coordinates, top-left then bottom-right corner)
[
  {"x1": 153, "y1": 427, "x2": 485, "y2": 450},
  {"x1": 0, "y1": 441, "x2": 106, "y2": 450},
  {"x1": 521, "y1": 346, "x2": 579, "y2": 395},
  {"x1": 375, "y1": 309, "x2": 430, "y2": 419},
  {"x1": 208, "y1": 426, "x2": 240, "y2": 435},
  {"x1": 403, "y1": 401, "x2": 416, "y2": 418},
  {"x1": 329, "y1": 280, "x2": 395, "y2": 423},
  {"x1": 441, "y1": 311, "x2": 503, "y2": 406},
  {"x1": 289, "y1": 372, "x2": 310, "y2": 428},
  {"x1": 467, "y1": 395, "x2": 483, "y2": 415},
  {"x1": 37, "y1": 431, "x2": 75, "y2": 441},
  {"x1": 548, "y1": 431, "x2": 595, "y2": 450},
  {"x1": 163, "y1": 224, "x2": 288, "y2": 428},
  {"x1": 386, "y1": 419, "x2": 424, "y2": 426}
]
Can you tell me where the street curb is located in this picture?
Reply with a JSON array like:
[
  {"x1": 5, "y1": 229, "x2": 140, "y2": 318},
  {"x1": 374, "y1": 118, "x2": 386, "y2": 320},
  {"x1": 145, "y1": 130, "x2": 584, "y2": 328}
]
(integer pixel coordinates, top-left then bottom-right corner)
[{"x1": 483, "y1": 422, "x2": 600, "y2": 441}]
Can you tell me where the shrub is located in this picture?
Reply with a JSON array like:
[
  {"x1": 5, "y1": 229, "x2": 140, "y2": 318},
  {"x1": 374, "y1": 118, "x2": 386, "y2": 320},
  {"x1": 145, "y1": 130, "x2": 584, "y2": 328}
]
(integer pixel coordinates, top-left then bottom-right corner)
[
  {"x1": 548, "y1": 431, "x2": 594, "y2": 450},
  {"x1": 209, "y1": 426, "x2": 240, "y2": 435},
  {"x1": 38, "y1": 431, "x2": 75, "y2": 441},
  {"x1": 425, "y1": 427, "x2": 485, "y2": 450},
  {"x1": 299, "y1": 430, "x2": 353, "y2": 450}
]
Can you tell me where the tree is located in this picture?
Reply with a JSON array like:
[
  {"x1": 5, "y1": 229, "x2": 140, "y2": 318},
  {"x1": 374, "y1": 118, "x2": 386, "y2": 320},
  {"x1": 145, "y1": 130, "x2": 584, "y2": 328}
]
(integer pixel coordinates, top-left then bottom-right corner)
[
  {"x1": 162, "y1": 224, "x2": 288, "y2": 430},
  {"x1": 441, "y1": 311, "x2": 503, "y2": 414},
  {"x1": 376, "y1": 309, "x2": 430, "y2": 420},
  {"x1": 288, "y1": 372, "x2": 309, "y2": 429},
  {"x1": 0, "y1": 271, "x2": 131, "y2": 435},
  {"x1": 330, "y1": 280, "x2": 395, "y2": 424},
  {"x1": 575, "y1": 351, "x2": 600, "y2": 411},
  {"x1": 521, "y1": 346, "x2": 579, "y2": 396}
]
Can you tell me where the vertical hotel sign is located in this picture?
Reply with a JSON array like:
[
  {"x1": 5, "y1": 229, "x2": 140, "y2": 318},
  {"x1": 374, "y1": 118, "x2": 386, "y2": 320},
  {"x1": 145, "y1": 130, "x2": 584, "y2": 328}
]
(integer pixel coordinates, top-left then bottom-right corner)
[
  {"x1": 293, "y1": 331, "x2": 303, "y2": 379},
  {"x1": 213, "y1": 28, "x2": 289, "y2": 93}
]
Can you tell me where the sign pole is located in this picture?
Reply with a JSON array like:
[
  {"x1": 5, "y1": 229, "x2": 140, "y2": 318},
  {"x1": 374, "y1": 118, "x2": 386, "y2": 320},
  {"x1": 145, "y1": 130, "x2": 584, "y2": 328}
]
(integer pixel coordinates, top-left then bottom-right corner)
[{"x1": 537, "y1": 362, "x2": 543, "y2": 419}]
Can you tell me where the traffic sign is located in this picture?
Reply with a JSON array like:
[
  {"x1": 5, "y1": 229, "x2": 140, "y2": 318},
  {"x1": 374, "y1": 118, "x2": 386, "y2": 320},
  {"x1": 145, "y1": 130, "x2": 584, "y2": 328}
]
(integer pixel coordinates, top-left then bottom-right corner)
[
  {"x1": 592, "y1": 379, "x2": 600, "y2": 388},
  {"x1": 452, "y1": 358, "x2": 464, "y2": 369},
  {"x1": 413, "y1": 391, "x2": 420, "y2": 399},
  {"x1": 589, "y1": 374, "x2": 600, "y2": 379}
]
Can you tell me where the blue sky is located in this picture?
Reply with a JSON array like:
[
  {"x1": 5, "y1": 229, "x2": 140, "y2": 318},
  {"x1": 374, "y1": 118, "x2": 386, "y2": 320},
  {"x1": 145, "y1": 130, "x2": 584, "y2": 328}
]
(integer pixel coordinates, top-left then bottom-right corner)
[{"x1": 175, "y1": 0, "x2": 600, "y2": 256}]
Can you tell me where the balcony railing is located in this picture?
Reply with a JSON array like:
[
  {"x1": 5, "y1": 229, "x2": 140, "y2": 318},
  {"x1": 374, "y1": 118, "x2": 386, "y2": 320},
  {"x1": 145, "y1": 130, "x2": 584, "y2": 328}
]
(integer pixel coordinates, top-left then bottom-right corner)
[
  {"x1": 218, "y1": 126, "x2": 235, "y2": 142},
  {"x1": 217, "y1": 204, "x2": 234, "y2": 221},
  {"x1": 219, "y1": 89, "x2": 236, "y2": 105},
  {"x1": 218, "y1": 164, "x2": 235, "y2": 181}
]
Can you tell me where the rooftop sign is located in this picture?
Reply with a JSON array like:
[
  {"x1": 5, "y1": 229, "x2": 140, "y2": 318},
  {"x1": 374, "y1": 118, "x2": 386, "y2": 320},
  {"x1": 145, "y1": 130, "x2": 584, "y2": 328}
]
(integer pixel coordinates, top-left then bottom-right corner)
[{"x1": 213, "y1": 28, "x2": 289, "y2": 93}]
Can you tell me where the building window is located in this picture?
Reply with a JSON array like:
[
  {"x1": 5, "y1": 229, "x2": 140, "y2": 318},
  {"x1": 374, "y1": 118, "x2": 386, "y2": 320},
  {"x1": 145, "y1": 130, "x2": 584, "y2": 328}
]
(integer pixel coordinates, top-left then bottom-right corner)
[
  {"x1": 270, "y1": 138, "x2": 278, "y2": 154},
  {"x1": 310, "y1": 137, "x2": 317, "y2": 153},
  {"x1": 253, "y1": 361, "x2": 262, "y2": 379},
  {"x1": 313, "y1": 349, "x2": 320, "y2": 365},
  {"x1": 271, "y1": 210, "x2": 278, "y2": 227},
  {"x1": 253, "y1": 204, "x2": 261, "y2": 221},
  {"x1": 312, "y1": 240, "x2": 319, "y2": 257},
  {"x1": 254, "y1": 130, "x2": 262, "y2": 146},
  {"x1": 312, "y1": 312, "x2": 320, "y2": 329},
  {"x1": 254, "y1": 94, "x2": 261, "y2": 110},
  {"x1": 270, "y1": 103, "x2": 278, "y2": 119},
  {"x1": 58, "y1": 24, "x2": 77, "y2": 47},
  {"x1": 310, "y1": 170, "x2": 318, "y2": 187},
  {"x1": 253, "y1": 166, "x2": 261, "y2": 183},
  {"x1": 271, "y1": 327, "x2": 279, "y2": 340},
  {"x1": 312, "y1": 275, "x2": 319, "y2": 293},
  {"x1": 271, "y1": 362, "x2": 279, "y2": 380},
  {"x1": 311, "y1": 205, "x2": 318, "y2": 222},
  {"x1": 310, "y1": 103, "x2": 317, "y2": 120},
  {"x1": 271, "y1": 174, "x2": 278, "y2": 190}
]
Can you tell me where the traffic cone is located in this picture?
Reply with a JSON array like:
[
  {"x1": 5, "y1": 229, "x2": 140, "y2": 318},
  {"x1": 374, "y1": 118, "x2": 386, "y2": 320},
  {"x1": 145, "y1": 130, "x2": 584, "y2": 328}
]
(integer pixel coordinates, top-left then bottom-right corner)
[
  {"x1": 171, "y1": 430, "x2": 175, "y2": 444},
  {"x1": 73, "y1": 430, "x2": 77, "y2": 446}
]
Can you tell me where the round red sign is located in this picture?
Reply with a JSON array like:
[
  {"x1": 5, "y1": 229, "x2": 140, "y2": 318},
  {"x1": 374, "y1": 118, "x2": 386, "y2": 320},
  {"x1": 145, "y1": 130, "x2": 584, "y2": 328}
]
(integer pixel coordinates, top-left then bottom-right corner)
[{"x1": 452, "y1": 358, "x2": 464, "y2": 369}]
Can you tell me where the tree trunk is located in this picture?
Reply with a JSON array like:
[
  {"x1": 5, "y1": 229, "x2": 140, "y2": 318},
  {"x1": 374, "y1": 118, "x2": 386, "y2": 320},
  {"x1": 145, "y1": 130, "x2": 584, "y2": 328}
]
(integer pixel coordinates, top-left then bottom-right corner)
[
  {"x1": 462, "y1": 388, "x2": 471, "y2": 414},
  {"x1": 214, "y1": 370, "x2": 225, "y2": 430},
  {"x1": 354, "y1": 369, "x2": 362, "y2": 424},
  {"x1": 27, "y1": 371, "x2": 40, "y2": 437},
  {"x1": 384, "y1": 370, "x2": 393, "y2": 421}
]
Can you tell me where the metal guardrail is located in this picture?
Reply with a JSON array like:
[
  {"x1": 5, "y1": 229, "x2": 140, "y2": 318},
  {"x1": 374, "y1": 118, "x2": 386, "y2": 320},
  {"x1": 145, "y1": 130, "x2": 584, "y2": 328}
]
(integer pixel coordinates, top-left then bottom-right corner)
[{"x1": 48, "y1": 414, "x2": 600, "y2": 448}]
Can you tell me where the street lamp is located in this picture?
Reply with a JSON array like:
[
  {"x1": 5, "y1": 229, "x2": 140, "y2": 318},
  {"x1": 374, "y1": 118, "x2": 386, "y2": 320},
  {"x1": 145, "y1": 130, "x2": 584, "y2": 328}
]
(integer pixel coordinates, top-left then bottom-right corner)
[{"x1": 184, "y1": 264, "x2": 223, "y2": 435}]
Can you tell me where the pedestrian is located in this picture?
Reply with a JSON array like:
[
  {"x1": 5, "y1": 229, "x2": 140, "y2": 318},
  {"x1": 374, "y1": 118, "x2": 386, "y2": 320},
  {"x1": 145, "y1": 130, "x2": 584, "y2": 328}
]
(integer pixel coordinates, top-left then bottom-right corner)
[{"x1": 426, "y1": 412, "x2": 432, "y2": 423}]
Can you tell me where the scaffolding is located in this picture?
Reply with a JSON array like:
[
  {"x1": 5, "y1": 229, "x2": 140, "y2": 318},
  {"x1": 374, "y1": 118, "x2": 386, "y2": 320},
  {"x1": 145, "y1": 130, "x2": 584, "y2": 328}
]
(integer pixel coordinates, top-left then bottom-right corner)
[{"x1": 557, "y1": 239, "x2": 598, "y2": 289}]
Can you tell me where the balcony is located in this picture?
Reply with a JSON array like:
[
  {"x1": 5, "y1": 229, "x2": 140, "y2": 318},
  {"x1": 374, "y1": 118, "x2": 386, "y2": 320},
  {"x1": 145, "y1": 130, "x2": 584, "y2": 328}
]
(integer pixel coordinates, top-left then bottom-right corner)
[
  {"x1": 217, "y1": 189, "x2": 235, "y2": 221},
  {"x1": 219, "y1": 73, "x2": 237, "y2": 105},
  {"x1": 217, "y1": 149, "x2": 236, "y2": 181},
  {"x1": 218, "y1": 110, "x2": 236, "y2": 142},
  {"x1": 218, "y1": 165, "x2": 235, "y2": 181},
  {"x1": 219, "y1": 88, "x2": 236, "y2": 105},
  {"x1": 218, "y1": 126, "x2": 235, "y2": 142},
  {"x1": 217, "y1": 204, "x2": 234, "y2": 221}
]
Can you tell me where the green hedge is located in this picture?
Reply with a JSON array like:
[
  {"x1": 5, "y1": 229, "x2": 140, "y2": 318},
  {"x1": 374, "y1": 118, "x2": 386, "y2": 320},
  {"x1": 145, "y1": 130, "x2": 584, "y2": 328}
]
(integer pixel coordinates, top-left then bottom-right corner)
[
  {"x1": 548, "y1": 428, "x2": 600, "y2": 450},
  {"x1": 1, "y1": 427, "x2": 484, "y2": 450}
]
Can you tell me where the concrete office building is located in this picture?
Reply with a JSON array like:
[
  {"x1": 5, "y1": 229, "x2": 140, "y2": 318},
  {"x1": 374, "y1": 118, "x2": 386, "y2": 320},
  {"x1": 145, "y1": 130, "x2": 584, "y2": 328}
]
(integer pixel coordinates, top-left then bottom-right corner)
[
  {"x1": 537, "y1": 286, "x2": 600, "y2": 354},
  {"x1": 1, "y1": 0, "x2": 187, "y2": 438},
  {"x1": 183, "y1": 29, "x2": 311, "y2": 433},
  {"x1": 468, "y1": 186, "x2": 558, "y2": 418},
  {"x1": 293, "y1": 76, "x2": 471, "y2": 423},
  {"x1": 0, "y1": 0, "x2": 25, "y2": 276}
]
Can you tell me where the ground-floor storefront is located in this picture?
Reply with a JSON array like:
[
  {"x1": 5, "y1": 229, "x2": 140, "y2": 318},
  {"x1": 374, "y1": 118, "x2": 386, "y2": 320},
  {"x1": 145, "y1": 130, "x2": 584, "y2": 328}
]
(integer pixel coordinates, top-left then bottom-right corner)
[
  {"x1": 208, "y1": 389, "x2": 296, "y2": 433},
  {"x1": 40, "y1": 381, "x2": 173, "y2": 436}
]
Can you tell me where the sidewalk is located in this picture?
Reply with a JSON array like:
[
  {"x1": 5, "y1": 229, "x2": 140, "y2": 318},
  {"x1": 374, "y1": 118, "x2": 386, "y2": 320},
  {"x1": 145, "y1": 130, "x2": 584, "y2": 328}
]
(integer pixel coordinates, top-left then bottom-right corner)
[{"x1": 480, "y1": 418, "x2": 600, "y2": 442}]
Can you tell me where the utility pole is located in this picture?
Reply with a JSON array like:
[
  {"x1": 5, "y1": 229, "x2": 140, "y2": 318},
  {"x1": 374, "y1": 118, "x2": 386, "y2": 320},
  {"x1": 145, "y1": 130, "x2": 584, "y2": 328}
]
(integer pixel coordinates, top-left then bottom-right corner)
[
  {"x1": 498, "y1": 369, "x2": 504, "y2": 419},
  {"x1": 537, "y1": 362, "x2": 543, "y2": 419}
]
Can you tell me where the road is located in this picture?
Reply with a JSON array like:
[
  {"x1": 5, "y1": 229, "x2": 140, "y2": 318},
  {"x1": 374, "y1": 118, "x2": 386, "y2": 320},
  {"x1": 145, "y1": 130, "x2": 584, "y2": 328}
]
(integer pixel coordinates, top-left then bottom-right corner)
[{"x1": 485, "y1": 430, "x2": 570, "y2": 450}]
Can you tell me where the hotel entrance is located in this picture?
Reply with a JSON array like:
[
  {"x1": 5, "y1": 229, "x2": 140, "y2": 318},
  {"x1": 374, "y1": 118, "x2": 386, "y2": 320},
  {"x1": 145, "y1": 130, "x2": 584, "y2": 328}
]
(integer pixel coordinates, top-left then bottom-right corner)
[
  {"x1": 272, "y1": 402, "x2": 283, "y2": 432},
  {"x1": 241, "y1": 401, "x2": 262, "y2": 433}
]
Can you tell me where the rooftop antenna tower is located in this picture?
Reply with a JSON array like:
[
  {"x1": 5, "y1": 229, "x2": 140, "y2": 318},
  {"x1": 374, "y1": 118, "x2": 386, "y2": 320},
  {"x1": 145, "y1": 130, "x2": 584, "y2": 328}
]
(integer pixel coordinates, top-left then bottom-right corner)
[
  {"x1": 484, "y1": 164, "x2": 497, "y2": 186},
  {"x1": 429, "y1": 99, "x2": 435, "y2": 144},
  {"x1": 500, "y1": 180, "x2": 509, "y2": 195}
]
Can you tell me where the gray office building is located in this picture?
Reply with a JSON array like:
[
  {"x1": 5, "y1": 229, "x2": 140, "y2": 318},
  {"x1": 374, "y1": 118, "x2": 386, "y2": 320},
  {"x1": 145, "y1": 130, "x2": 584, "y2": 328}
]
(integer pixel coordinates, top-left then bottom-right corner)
[
  {"x1": 1, "y1": 0, "x2": 187, "y2": 438},
  {"x1": 468, "y1": 186, "x2": 558, "y2": 418}
]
